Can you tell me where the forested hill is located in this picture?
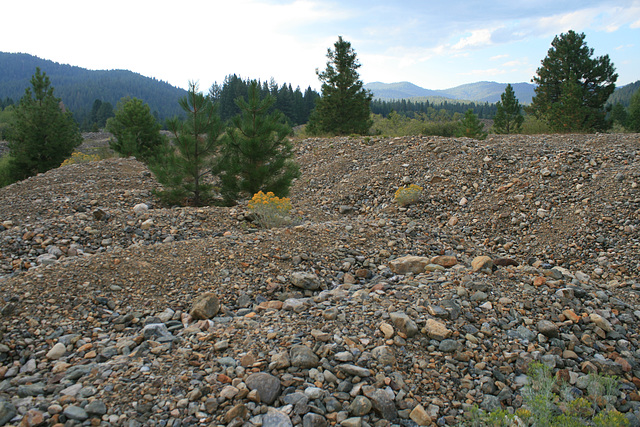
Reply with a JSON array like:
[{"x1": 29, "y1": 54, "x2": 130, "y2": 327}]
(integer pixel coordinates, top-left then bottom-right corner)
[
  {"x1": 0, "y1": 52, "x2": 187, "y2": 125},
  {"x1": 607, "y1": 80, "x2": 640, "y2": 107},
  {"x1": 0, "y1": 52, "x2": 321, "y2": 131}
]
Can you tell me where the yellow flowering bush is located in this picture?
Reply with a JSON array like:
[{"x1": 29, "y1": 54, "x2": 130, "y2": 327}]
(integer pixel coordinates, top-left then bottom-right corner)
[
  {"x1": 60, "y1": 152, "x2": 100, "y2": 167},
  {"x1": 394, "y1": 184, "x2": 423, "y2": 206},
  {"x1": 248, "y1": 191, "x2": 292, "y2": 228}
]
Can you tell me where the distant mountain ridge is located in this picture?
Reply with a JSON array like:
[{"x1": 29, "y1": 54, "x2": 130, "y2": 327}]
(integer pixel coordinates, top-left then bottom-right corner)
[
  {"x1": 365, "y1": 80, "x2": 639, "y2": 106},
  {"x1": 365, "y1": 81, "x2": 536, "y2": 104},
  {"x1": 0, "y1": 52, "x2": 187, "y2": 123}
]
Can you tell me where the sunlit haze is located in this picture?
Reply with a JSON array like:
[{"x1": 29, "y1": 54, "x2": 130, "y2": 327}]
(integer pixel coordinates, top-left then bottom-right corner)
[{"x1": 3, "y1": 0, "x2": 639, "y2": 91}]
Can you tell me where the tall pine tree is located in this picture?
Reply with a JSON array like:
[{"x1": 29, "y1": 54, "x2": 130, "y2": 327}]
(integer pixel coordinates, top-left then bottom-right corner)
[
  {"x1": 530, "y1": 30, "x2": 617, "y2": 132},
  {"x1": 307, "y1": 36, "x2": 372, "y2": 135},
  {"x1": 217, "y1": 81, "x2": 299, "y2": 203},
  {"x1": 8, "y1": 67, "x2": 82, "y2": 182},
  {"x1": 493, "y1": 84, "x2": 524, "y2": 134},
  {"x1": 150, "y1": 82, "x2": 223, "y2": 206}
]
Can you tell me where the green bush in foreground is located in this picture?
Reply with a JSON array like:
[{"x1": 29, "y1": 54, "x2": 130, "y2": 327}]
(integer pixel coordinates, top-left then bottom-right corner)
[
  {"x1": 0, "y1": 153, "x2": 14, "y2": 187},
  {"x1": 462, "y1": 362, "x2": 629, "y2": 426}
]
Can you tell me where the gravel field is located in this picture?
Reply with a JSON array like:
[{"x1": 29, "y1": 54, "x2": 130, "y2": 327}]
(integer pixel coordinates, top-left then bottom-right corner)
[{"x1": 0, "y1": 133, "x2": 639, "y2": 426}]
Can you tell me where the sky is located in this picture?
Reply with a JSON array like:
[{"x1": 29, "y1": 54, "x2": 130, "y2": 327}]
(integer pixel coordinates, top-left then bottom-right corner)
[{"x1": 3, "y1": 0, "x2": 640, "y2": 92}]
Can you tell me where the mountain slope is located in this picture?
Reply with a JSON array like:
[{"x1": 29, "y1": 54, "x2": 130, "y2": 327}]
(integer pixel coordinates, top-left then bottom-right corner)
[
  {"x1": 365, "y1": 80, "x2": 536, "y2": 104},
  {"x1": 0, "y1": 52, "x2": 187, "y2": 122},
  {"x1": 438, "y1": 81, "x2": 536, "y2": 104},
  {"x1": 364, "y1": 81, "x2": 453, "y2": 100},
  {"x1": 607, "y1": 80, "x2": 640, "y2": 107}
]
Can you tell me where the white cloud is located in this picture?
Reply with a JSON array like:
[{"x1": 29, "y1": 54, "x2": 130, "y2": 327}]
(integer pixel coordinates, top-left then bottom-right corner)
[
  {"x1": 491, "y1": 54, "x2": 509, "y2": 60},
  {"x1": 452, "y1": 29, "x2": 495, "y2": 50}
]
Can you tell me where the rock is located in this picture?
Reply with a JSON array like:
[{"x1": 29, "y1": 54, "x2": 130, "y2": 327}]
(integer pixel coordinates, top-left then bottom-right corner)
[
  {"x1": 19, "y1": 409, "x2": 44, "y2": 426},
  {"x1": 389, "y1": 311, "x2": 418, "y2": 337},
  {"x1": 133, "y1": 203, "x2": 149, "y2": 214},
  {"x1": 430, "y1": 255, "x2": 458, "y2": 268},
  {"x1": 349, "y1": 395, "x2": 372, "y2": 416},
  {"x1": 85, "y1": 400, "x2": 107, "y2": 415},
  {"x1": 262, "y1": 407, "x2": 293, "y2": 426},
  {"x1": 424, "y1": 318, "x2": 451, "y2": 340},
  {"x1": 472, "y1": 256, "x2": 494, "y2": 273},
  {"x1": 224, "y1": 403, "x2": 248, "y2": 423},
  {"x1": 410, "y1": 404, "x2": 432, "y2": 426},
  {"x1": 590, "y1": 313, "x2": 613, "y2": 332},
  {"x1": 189, "y1": 292, "x2": 219, "y2": 320},
  {"x1": 366, "y1": 389, "x2": 398, "y2": 421},
  {"x1": 379, "y1": 322, "x2": 394, "y2": 338},
  {"x1": 341, "y1": 418, "x2": 362, "y2": 427},
  {"x1": 290, "y1": 344, "x2": 319, "y2": 368},
  {"x1": 0, "y1": 400, "x2": 17, "y2": 425},
  {"x1": 439, "y1": 339, "x2": 460, "y2": 353},
  {"x1": 291, "y1": 272, "x2": 321, "y2": 290},
  {"x1": 142, "y1": 323, "x2": 174, "y2": 341},
  {"x1": 537, "y1": 320, "x2": 559, "y2": 338},
  {"x1": 339, "y1": 205, "x2": 355, "y2": 215},
  {"x1": 494, "y1": 258, "x2": 519, "y2": 267},
  {"x1": 46, "y1": 342, "x2": 66, "y2": 360},
  {"x1": 245, "y1": 372, "x2": 281, "y2": 405},
  {"x1": 337, "y1": 364, "x2": 372, "y2": 377},
  {"x1": 388, "y1": 255, "x2": 431, "y2": 274},
  {"x1": 63, "y1": 405, "x2": 88, "y2": 421},
  {"x1": 372, "y1": 345, "x2": 396, "y2": 366},
  {"x1": 303, "y1": 413, "x2": 328, "y2": 427},
  {"x1": 270, "y1": 352, "x2": 291, "y2": 369}
]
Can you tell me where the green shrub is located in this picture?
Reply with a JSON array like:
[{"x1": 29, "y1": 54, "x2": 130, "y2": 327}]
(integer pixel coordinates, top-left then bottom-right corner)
[
  {"x1": 521, "y1": 115, "x2": 553, "y2": 134},
  {"x1": 422, "y1": 120, "x2": 459, "y2": 137},
  {"x1": 461, "y1": 363, "x2": 629, "y2": 426},
  {"x1": 0, "y1": 153, "x2": 14, "y2": 187}
]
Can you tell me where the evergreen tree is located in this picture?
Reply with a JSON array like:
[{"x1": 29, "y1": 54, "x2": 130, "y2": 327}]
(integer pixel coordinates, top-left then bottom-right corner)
[
  {"x1": 0, "y1": 105, "x2": 16, "y2": 141},
  {"x1": 457, "y1": 109, "x2": 487, "y2": 140},
  {"x1": 307, "y1": 36, "x2": 372, "y2": 135},
  {"x1": 627, "y1": 88, "x2": 640, "y2": 132},
  {"x1": 218, "y1": 80, "x2": 299, "y2": 203},
  {"x1": 7, "y1": 67, "x2": 82, "y2": 182},
  {"x1": 530, "y1": 30, "x2": 617, "y2": 132},
  {"x1": 96, "y1": 101, "x2": 114, "y2": 128},
  {"x1": 609, "y1": 102, "x2": 627, "y2": 129},
  {"x1": 150, "y1": 82, "x2": 224, "y2": 206},
  {"x1": 493, "y1": 84, "x2": 524, "y2": 134},
  {"x1": 106, "y1": 97, "x2": 163, "y2": 162}
]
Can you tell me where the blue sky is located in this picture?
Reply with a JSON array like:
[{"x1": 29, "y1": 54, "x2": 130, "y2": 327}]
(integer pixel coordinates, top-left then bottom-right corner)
[{"x1": 3, "y1": 0, "x2": 639, "y2": 92}]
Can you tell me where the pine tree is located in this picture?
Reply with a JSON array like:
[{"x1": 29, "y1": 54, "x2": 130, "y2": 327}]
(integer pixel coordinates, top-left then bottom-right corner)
[
  {"x1": 457, "y1": 109, "x2": 487, "y2": 140},
  {"x1": 150, "y1": 82, "x2": 223, "y2": 206},
  {"x1": 493, "y1": 84, "x2": 524, "y2": 134},
  {"x1": 610, "y1": 103, "x2": 627, "y2": 128},
  {"x1": 627, "y1": 88, "x2": 640, "y2": 132},
  {"x1": 307, "y1": 36, "x2": 372, "y2": 135},
  {"x1": 106, "y1": 97, "x2": 163, "y2": 162},
  {"x1": 7, "y1": 67, "x2": 82, "y2": 182},
  {"x1": 218, "y1": 80, "x2": 299, "y2": 203},
  {"x1": 530, "y1": 30, "x2": 617, "y2": 132}
]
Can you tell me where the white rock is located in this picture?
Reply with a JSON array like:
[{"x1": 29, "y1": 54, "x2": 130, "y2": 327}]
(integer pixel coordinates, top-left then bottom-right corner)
[
  {"x1": 46, "y1": 342, "x2": 67, "y2": 360},
  {"x1": 133, "y1": 203, "x2": 149, "y2": 214}
]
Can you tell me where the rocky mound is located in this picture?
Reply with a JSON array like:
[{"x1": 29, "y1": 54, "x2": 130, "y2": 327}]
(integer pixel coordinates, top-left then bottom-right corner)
[{"x1": 0, "y1": 133, "x2": 639, "y2": 426}]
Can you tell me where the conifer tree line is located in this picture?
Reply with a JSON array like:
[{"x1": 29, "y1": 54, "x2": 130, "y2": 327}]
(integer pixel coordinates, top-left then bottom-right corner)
[
  {"x1": 209, "y1": 75, "x2": 320, "y2": 126},
  {"x1": 370, "y1": 99, "x2": 497, "y2": 120}
]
